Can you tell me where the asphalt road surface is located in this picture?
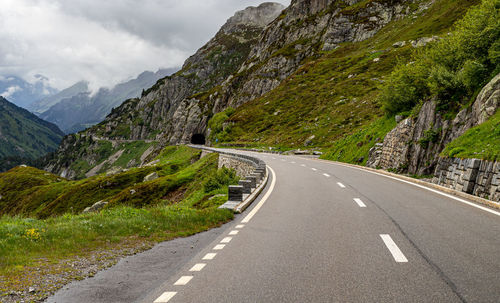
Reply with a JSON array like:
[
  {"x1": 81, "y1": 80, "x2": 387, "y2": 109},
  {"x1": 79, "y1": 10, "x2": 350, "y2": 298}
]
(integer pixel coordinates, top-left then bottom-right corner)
[{"x1": 47, "y1": 151, "x2": 500, "y2": 303}]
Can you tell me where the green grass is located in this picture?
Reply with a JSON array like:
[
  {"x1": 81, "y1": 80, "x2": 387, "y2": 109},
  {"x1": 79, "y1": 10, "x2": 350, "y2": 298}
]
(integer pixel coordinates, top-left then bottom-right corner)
[
  {"x1": 321, "y1": 117, "x2": 397, "y2": 164},
  {"x1": 0, "y1": 205, "x2": 232, "y2": 290},
  {"x1": 0, "y1": 145, "x2": 239, "y2": 292},
  {"x1": 441, "y1": 110, "x2": 500, "y2": 161},
  {"x1": 0, "y1": 146, "x2": 207, "y2": 218}
]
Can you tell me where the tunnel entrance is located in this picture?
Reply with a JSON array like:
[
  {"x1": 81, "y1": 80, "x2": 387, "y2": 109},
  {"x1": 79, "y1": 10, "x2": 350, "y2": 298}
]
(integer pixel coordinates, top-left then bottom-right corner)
[{"x1": 191, "y1": 133, "x2": 206, "y2": 145}]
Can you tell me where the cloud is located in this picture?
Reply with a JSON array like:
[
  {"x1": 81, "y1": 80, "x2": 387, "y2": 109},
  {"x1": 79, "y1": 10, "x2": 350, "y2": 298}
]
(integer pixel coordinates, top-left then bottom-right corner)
[
  {"x1": 1, "y1": 86, "x2": 22, "y2": 98},
  {"x1": 0, "y1": 0, "x2": 290, "y2": 91}
]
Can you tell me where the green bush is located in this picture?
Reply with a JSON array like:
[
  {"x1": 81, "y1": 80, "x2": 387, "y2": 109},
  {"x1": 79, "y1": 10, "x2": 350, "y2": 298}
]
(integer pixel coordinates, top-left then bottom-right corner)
[
  {"x1": 381, "y1": 0, "x2": 500, "y2": 115},
  {"x1": 203, "y1": 167, "x2": 238, "y2": 193}
]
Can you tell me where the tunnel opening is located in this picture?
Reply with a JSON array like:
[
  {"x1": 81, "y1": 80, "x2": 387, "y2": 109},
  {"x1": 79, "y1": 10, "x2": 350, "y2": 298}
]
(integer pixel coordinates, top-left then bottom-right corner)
[{"x1": 190, "y1": 133, "x2": 206, "y2": 145}]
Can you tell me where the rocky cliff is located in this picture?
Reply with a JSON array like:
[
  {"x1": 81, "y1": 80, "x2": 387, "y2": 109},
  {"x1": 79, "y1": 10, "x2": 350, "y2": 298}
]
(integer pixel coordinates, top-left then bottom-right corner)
[
  {"x1": 46, "y1": 0, "x2": 426, "y2": 178},
  {"x1": 367, "y1": 73, "x2": 500, "y2": 175}
]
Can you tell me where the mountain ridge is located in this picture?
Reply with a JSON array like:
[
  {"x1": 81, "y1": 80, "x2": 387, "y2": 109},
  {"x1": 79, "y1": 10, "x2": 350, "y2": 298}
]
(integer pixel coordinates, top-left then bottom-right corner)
[{"x1": 0, "y1": 96, "x2": 64, "y2": 170}]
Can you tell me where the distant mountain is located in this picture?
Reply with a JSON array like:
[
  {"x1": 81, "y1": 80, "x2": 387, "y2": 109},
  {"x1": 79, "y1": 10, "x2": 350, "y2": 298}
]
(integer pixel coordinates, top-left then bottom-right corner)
[
  {"x1": 28, "y1": 81, "x2": 89, "y2": 114},
  {"x1": 0, "y1": 97, "x2": 64, "y2": 171},
  {"x1": 38, "y1": 68, "x2": 177, "y2": 133},
  {"x1": 0, "y1": 75, "x2": 58, "y2": 109}
]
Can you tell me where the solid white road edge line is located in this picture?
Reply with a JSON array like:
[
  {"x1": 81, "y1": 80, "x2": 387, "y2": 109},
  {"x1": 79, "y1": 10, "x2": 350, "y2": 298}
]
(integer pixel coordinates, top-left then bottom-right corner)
[
  {"x1": 154, "y1": 291, "x2": 177, "y2": 303},
  {"x1": 316, "y1": 159, "x2": 500, "y2": 217},
  {"x1": 189, "y1": 263, "x2": 206, "y2": 272},
  {"x1": 174, "y1": 276, "x2": 193, "y2": 286},
  {"x1": 354, "y1": 198, "x2": 367, "y2": 208},
  {"x1": 241, "y1": 166, "x2": 277, "y2": 224},
  {"x1": 380, "y1": 234, "x2": 408, "y2": 263}
]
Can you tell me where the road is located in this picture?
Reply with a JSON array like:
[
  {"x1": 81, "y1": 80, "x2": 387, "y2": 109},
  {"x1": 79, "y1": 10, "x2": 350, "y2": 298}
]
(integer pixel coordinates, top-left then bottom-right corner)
[{"x1": 47, "y1": 151, "x2": 500, "y2": 303}]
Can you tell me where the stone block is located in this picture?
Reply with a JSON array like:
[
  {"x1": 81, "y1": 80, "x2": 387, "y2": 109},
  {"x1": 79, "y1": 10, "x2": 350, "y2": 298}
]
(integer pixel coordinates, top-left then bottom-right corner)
[
  {"x1": 246, "y1": 176, "x2": 257, "y2": 189},
  {"x1": 251, "y1": 172, "x2": 262, "y2": 183},
  {"x1": 239, "y1": 180, "x2": 252, "y2": 194},
  {"x1": 463, "y1": 168, "x2": 479, "y2": 182},
  {"x1": 469, "y1": 158, "x2": 481, "y2": 169},
  {"x1": 228, "y1": 185, "x2": 243, "y2": 202},
  {"x1": 463, "y1": 181, "x2": 475, "y2": 194}
]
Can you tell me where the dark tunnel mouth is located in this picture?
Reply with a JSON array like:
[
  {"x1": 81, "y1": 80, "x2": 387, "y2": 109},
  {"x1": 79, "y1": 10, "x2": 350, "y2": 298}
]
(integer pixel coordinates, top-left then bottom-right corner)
[{"x1": 190, "y1": 133, "x2": 206, "y2": 145}]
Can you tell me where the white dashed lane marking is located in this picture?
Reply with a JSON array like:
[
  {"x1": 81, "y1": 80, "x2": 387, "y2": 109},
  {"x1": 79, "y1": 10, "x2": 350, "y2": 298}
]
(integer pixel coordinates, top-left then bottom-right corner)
[
  {"x1": 213, "y1": 244, "x2": 225, "y2": 250},
  {"x1": 220, "y1": 237, "x2": 232, "y2": 243},
  {"x1": 174, "y1": 276, "x2": 193, "y2": 286},
  {"x1": 154, "y1": 291, "x2": 177, "y2": 303},
  {"x1": 380, "y1": 234, "x2": 408, "y2": 263},
  {"x1": 323, "y1": 173, "x2": 331, "y2": 178},
  {"x1": 236, "y1": 224, "x2": 245, "y2": 228},
  {"x1": 229, "y1": 230, "x2": 239, "y2": 235},
  {"x1": 337, "y1": 182, "x2": 346, "y2": 188},
  {"x1": 189, "y1": 263, "x2": 206, "y2": 272},
  {"x1": 301, "y1": 164, "x2": 306, "y2": 167},
  {"x1": 291, "y1": 161, "x2": 296, "y2": 164},
  {"x1": 311, "y1": 168, "x2": 317, "y2": 171},
  {"x1": 353, "y1": 198, "x2": 367, "y2": 208},
  {"x1": 202, "y1": 253, "x2": 217, "y2": 260}
]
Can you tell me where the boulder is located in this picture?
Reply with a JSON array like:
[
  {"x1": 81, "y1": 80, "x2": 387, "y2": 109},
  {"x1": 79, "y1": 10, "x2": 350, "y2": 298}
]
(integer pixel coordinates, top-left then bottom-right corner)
[
  {"x1": 143, "y1": 172, "x2": 159, "y2": 182},
  {"x1": 83, "y1": 201, "x2": 108, "y2": 213}
]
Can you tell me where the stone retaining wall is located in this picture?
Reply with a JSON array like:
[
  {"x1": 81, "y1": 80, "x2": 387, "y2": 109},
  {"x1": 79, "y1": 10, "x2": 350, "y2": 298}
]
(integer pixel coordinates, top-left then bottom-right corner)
[
  {"x1": 432, "y1": 158, "x2": 500, "y2": 202},
  {"x1": 218, "y1": 154, "x2": 255, "y2": 178}
]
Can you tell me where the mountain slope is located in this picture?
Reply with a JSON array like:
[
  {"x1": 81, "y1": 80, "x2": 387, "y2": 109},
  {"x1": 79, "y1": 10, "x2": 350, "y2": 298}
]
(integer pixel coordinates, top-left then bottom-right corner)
[
  {"x1": 45, "y1": 2, "x2": 285, "y2": 178},
  {"x1": 219, "y1": 0, "x2": 481, "y2": 148},
  {"x1": 0, "y1": 97, "x2": 64, "y2": 161},
  {"x1": 37, "y1": 69, "x2": 176, "y2": 133},
  {"x1": 28, "y1": 81, "x2": 89, "y2": 115}
]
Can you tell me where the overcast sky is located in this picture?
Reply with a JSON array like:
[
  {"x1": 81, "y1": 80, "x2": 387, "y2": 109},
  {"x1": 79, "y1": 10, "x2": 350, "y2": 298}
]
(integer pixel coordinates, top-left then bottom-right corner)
[{"x1": 0, "y1": 0, "x2": 290, "y2": 91}]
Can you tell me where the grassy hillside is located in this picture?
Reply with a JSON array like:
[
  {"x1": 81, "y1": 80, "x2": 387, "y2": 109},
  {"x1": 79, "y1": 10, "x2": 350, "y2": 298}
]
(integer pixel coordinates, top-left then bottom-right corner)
[
  {"x1": 0, "y1": 145, "x2": 238, "y2": 300},
  {"x1": 209, "y1": 0, "x2": 481, "y2": 161},
  {"x1": 0, "y1": 97, "x2": 64, "y2": 160},
  {"x1": 442, "y1": 110, "x2": 500, "y2": 161}
]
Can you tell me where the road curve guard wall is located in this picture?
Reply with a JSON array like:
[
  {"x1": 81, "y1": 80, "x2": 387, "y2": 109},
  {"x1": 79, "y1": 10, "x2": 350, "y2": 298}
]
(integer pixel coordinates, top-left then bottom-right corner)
[{"x1": 188, "y1": 145, "x2": 268, "y2": 212}]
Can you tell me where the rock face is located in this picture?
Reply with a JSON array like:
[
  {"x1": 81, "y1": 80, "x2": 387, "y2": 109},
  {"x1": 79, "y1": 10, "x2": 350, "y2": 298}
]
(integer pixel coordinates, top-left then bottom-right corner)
[
  {"x1": 46, "y1": 0, "x2": 418, "y2": 177},
  {"x1": 143, "y1": 172, "x2": 159, "y2": 182},
  {"x1": 367, "y1": 73, "x2": 500, "y2": 175},
  {"x1": 83, "y1": 201, "x2": 108, "y2": 213}
]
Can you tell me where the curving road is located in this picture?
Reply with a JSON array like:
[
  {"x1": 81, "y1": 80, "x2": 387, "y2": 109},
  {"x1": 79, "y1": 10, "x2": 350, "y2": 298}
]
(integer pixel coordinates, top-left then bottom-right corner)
[{"x1": 48, "y1": 150, "x2": 500, "y2": 303}]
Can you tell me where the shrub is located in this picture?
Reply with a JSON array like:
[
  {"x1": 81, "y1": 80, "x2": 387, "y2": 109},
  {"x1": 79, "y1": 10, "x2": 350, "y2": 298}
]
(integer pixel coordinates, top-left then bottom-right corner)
[
  {"x1": 381, "y1": 0, "x2": 500, "y2": 115},
  {"x1": 203, "y1": 167, "x2": 238, "y2": 193}
]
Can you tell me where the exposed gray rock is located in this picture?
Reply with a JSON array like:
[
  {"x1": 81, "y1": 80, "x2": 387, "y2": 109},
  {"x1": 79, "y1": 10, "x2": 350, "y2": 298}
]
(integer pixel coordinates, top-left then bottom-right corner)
[
  {"x1": 83, "y1": 201, "x2": 108, "y2": 213},
  {"x1": 411, "y1": 36, "x2": 439, "y2": 48},
  {"x1": 368, "y1": 73, "x2": 500, "y2": 175},
  {"x1": 393, "y1": 41, "x2": 406, "y2": 48},
  {"x1": 143, "y1": 172, "x2": 159, "y2": 182}
]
